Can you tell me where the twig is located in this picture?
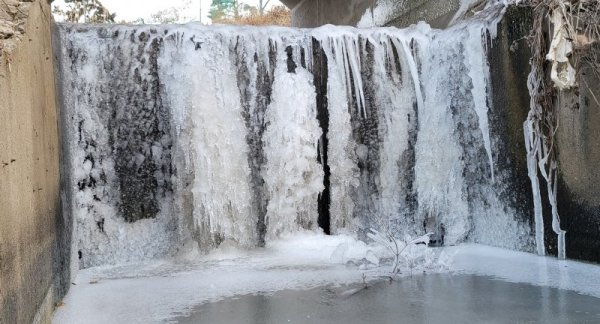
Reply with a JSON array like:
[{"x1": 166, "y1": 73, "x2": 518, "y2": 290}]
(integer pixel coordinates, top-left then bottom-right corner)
[{"x1": 582, "y1": 76, "x2": 600, "y2": 107}]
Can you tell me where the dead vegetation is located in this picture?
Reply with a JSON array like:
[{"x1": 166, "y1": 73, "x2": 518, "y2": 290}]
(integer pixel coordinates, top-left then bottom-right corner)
[
  {"x1": 213, "y1": 5, "x2": 291, "y2": 27},
  {"x1": 523, "y1": 0, "x2": 600, "y2": 161},
  {"x1": 521, "y1": 0, "x2": 599, "y2": 259},
  {"x1": 528, "y1": 0, "x2": 600, "y2": 81}
]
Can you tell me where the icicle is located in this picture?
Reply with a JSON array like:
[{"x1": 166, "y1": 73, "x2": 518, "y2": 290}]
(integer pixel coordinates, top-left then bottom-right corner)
[
  {"x1": 531, "y1": 101, "x2": 566, "y2": 259},
  {"x1": 324, "y1": 36, "x2": 360, "y2": 233},
  {"x1": 391, "y1": 37, "x2": 424, "y2": 112},
  {"x1": 337, "y1": 38, "x2": 355, "y2": 113},
  {"x1": 539, "y1": 157, "x2": 566, "y2": 259},
  {"x1": 466, "y1": 26, "x2": 495, "y2": 182},
  {"x1": 524, "y1": 118, "x2": 545, "y2": 256},
  {"x1": 343, "y1": 36, "x2": 367, "y2": 119},
  {"x1": 304, "y1": 40, "x2": 313, "y2": 72}
]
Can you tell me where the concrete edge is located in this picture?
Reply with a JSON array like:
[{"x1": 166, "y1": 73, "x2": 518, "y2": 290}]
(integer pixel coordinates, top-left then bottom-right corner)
[{"x1": 32, "y1": 286, "x2": 56, "y2": 324}]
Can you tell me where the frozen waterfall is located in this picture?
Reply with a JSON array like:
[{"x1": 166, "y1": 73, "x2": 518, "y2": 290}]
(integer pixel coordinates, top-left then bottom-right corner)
[{"x1": 55, "y1": 7, "x2": 533, "y2": 268}]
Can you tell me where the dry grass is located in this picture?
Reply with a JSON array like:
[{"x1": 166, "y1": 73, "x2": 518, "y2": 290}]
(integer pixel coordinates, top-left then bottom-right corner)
[
  {"x1": 528, "y1": 0, "x2": 600, "y2": 51},
  {"x1": 213, "y1": 5, "x2": 291, "y2": 27},
  {"x1": 527, "y1": 3, "x2": 600, "y2": 103},
  {"x1": 564, "y1": 0, "x2": 600, "y2": 45}
]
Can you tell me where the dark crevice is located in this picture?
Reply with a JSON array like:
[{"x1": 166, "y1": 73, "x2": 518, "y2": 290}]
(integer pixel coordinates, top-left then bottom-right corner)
[
  {"x1": 286, "y1": 45, "x2": 297, "y2": 73},
  {"x1": 312, "y1": 39, "x2": 331, "y2": 235}
]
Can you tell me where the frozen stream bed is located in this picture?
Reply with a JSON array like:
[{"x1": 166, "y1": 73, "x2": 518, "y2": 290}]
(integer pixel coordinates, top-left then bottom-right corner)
[
  {"x1": 52, "y1": 233, "x2": 600, "y2": 324},
  {"x1": 176, "y1": 274, "x2": 600, "y2": 324}
]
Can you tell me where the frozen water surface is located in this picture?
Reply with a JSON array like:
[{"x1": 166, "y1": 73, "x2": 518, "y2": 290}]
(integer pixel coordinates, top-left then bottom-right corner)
[
  {"x1": 177, "y1": 275, "x2": 600, "y2": 324},
  {"x1": 52, "y1": 236, "x2": 600, "y2": 324}
]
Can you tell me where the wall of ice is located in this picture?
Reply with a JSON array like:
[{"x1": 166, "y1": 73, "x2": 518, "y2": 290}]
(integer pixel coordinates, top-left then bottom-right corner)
[{"x1": 55, "y1": 6, "x2": 533, "y2": 268}]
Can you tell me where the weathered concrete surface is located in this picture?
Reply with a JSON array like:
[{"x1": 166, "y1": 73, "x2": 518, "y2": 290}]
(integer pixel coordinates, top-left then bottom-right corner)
[
  {"x1": 0, "y1": 1, "x2": 65, "y2": 323},
  {"x1": 487, "y1": 5, "x2": 536, "y2": 250},
  {"x1": 285, "y1": 0, "x2": 466, "y2": 28},
  {"x1": 287, "y1": 0, "x2": 374, "y2": 27},
  {"x1": 556, "y1": 44, "x2": 600, "y2": 262},
  {"x1": 384, "y1": 0, "x2": 463, "y2": 29}
]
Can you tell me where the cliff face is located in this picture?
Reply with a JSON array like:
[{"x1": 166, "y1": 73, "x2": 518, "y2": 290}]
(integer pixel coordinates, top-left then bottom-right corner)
[{"x1": 0, "y1": 1, "x2": 65, "y2": 323}]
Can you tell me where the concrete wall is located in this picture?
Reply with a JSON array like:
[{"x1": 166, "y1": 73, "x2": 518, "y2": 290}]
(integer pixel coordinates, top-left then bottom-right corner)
[
  {"x1": 0, "y1": 1, "x2": 65, "y2": 323},
  {"x1": 287, "y1": 0, "x2": 374, "y2": 27},
  {"x1": 487, "y1": 6, "x2": 536, "y2": 249},
  {"x1": 556, "y1": 44, "x2": 600, "y2": 262},
  {"x1": 286, "y1": 0, "x2": 465, "y2": 28}
]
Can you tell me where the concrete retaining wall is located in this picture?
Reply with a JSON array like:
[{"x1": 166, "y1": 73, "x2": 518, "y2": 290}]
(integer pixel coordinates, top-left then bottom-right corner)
[
  {"x1": 556, "y1": 44, "x2": 600, "y2": 262},
  {"x1": 486, "y1": 5, "x2": 536, "y2": 252},
  {"x1": 0, "y1": 1, "x2": 66, "y2": 323},
  {"x1": 286, "y1": 0, "x2": 466, "y2": 28},
  {"x1": 287, "y1": 0, "x2": 374, "y2": 27}
]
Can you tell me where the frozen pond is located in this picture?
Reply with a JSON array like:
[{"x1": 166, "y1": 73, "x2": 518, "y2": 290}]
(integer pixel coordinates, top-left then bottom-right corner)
[
  {"x1": 52, "y1": 237, "x2": 600, "y2": 324},
  {"x1": 176, "y1": 274, "x2": 600, "y2": 324}
]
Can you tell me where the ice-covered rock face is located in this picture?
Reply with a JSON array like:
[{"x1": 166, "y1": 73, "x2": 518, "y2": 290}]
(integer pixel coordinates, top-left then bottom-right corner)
[{"x1": 56, "y1": 7, "x2": 532, "y2": 268}]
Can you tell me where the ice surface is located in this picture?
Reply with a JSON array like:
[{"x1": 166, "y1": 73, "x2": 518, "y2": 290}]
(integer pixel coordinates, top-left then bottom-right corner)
[
  {"x1": 450, "y1": 244, "x2": 600, "y2": 298},
  {"x1": 53, "y1": 239, "x2": 600, "y2": 324},
  {"x1": 51, "y1": 232, "x2": 387, "y2": 324}
]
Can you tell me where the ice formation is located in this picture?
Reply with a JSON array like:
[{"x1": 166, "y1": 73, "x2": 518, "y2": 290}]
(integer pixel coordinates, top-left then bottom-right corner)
[
  {"x1": 263, "y1": 64, "x2": 324, "y2": 238},
  {"x1": 55, "y1": 5, "x2": 532, "y2": 268}
]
